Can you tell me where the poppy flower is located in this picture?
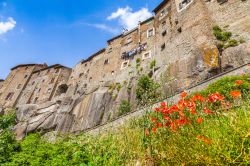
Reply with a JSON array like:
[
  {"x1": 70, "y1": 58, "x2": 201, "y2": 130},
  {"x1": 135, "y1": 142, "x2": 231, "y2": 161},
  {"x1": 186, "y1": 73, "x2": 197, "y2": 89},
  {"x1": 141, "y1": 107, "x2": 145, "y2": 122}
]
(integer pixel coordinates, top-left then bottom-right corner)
[
  {"x1": 152, "y1": 128, "x2": 157, "y2": 133},
  {"x1": 163, "y1": 116, "x2": 171, "y2": 121},
  {"x1": 230, "y1": 90, "x2": 241, "y2": 98},
  {"x1": 196, "y1": 135, "x2": 202, "y2": 140},
  {"x1": 204, "y1": 108, "x2": 213, "y2": 114},
  {"x1": 208, "y1": 92, "x2": 224, "y2": 102},
  {"x1": 161, "y1": 102, "x2": 167, "y2": 108},
  {"x1": 156, "y1": 123, "x2": 163, "y2": 128},
  {"x1": 190, "y1": 108, "x2": 197, "y2": 115},
  {"x1": 180, "y1": 92, "x2": 188, "y2": 98},
  {"x1": 203, "y1": 137, "x2": 212, "y2": 144},
  {"x1": 151, "y1": 117, "x2": 157, "y2": 123},
  {"x1": 196, "y1": 117, "x2": 203, "y2": 124},
  {"x1": 154, "y1": 107, "x2": 161, "y2": 112},
  {"x1": 235, "y1": 80, "x2": 243, "y2": 85}
]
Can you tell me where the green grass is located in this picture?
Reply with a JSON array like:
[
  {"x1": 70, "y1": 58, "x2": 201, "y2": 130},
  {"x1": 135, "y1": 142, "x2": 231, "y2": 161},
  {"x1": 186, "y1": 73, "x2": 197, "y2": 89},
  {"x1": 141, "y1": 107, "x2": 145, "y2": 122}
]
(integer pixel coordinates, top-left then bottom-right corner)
[{"x1": 1, "y1": 75, "x2": 250, "y2": 165}]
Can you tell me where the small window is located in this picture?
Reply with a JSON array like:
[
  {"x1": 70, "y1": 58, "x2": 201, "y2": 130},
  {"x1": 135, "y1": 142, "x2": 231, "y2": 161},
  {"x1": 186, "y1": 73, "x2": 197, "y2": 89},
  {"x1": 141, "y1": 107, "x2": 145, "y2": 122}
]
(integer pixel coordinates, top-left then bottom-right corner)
[
  {"x1": 108, "y1": 47, "x2": 112, "y2": 53},
  {"x1": 55, "y1": 68, "x2": 60, "y2": 73},
  {"x1": 160, "y1": 9, "x2": 166, "y2": 17},
  {"x1": 162, "y1": 30, "x2": 167, "y2": 36},
  {"x1": 104, "y1": 59, "x2": 109, "y2": 65},
  {"x1": 161, "y1": 43, "x2": 166, "y2": 51},
  {"x1": 85, "y1": 63, "x2": 87, "y2": 67},
  {"x1": 142, "y1": 51, "x2": 152, "y2": 60},
  {"x1": 47, "y1": 88, "x2": 52, "y2": 94},
  {"x1": 24, "y1": 75, "x2": 28, "y2": 78},
  {"x1": 50, "y1": 78, "x2": 55, "y2": 84},
  {"x1": 25, "y1": 67, "x2": 29, "y2": 70},
  {"x1": 89, "y1": 77, "x2": 92, "y2": 82},
  {"x1": 5, "y1": 92, "x2": 14, "y2": 100},
  {"x1": 79, "y1": 73, "x2": 84, "y2": 78},
  {"x1": 121, "y1": 60, "x2": 129, "y2": 69},
  {"x1": 111, "y1": 71, "x2": 115, "y2": 75},
  {"x1": 17, "y1": 84, "x2": 22, "y2": 89},
  {"x1": 126, "y1": 37, "x2": 132, "y2": 44},
  {"x1": 162, "y1": 21, "x2": 166, "y2": 26},
  {"x1": 147, "y1": 28, "x2": 154, "y2": 38},
  {"x1": 178, "y1": 0, "x2": 193, "y2": 11}
]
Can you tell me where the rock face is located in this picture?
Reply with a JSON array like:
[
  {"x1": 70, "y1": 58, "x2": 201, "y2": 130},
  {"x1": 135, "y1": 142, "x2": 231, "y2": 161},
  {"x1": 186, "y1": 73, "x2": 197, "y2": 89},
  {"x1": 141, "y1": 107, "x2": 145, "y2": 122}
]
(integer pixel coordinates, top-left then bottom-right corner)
[{"x1": 4, "y1": 0, "x2": 249, "y2": 139}]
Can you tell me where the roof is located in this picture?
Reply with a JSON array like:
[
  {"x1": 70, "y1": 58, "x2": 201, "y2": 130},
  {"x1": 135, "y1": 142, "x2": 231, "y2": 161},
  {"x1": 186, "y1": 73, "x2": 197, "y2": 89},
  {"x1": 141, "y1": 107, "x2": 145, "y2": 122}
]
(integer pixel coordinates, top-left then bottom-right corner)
[
  {"x1": 107, "y1": 34, "x2": 123, "y2": 44},
  {"x1": 80, "y1": 48, "x2": 106, "y2": 64},
  {"x1": 153, "y1": 0, "x2": 170, "y2": 13},
  {"x1": 139, "y1": 16, "x2": 155, "y2": 25},
  {"x1": 11, "y1": 64, "x2": 45, "y2": 70},
  {"x1": 33, "y1": 64, "x2": 71, "y2": 73},
  {"x1": 122, "y1": 27, "x2": 138, "y2": 37},
  {"x1": 0, "y1": 79, "x2": 4, "y2": 82}
]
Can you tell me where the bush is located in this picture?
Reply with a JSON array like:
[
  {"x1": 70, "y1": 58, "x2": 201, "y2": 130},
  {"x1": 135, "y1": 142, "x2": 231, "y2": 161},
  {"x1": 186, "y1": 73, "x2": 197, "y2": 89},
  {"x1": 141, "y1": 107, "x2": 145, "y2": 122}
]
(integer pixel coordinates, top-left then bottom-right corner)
[
  {"x1": 136, "y1": 75, "x2": 161, "y2": 106},
  {"x1": 118, "y1": 100, "x2": 132, "y2": 116}
]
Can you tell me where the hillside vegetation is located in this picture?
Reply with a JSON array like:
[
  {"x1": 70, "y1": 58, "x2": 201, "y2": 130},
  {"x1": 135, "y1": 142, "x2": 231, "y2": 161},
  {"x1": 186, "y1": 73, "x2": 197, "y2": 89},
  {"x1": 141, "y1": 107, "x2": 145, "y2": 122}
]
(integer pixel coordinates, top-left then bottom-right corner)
[{"x1": 0, "y1": 75, "x2": 250, "y2": 165}]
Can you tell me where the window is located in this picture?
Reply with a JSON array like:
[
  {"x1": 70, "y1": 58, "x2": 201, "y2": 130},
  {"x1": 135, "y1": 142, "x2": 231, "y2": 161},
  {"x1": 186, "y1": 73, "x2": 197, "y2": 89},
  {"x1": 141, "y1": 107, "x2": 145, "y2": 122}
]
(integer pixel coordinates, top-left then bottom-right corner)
[
  {"x1": 121, "y1": 60, "x2": 129, "y2": 69},
  {"x1": 25, "y1": 67, "x2": 29, "y2": 70},
  {"x1": 17, "y1": 84, "x2": 22, "y2": 89},
  {"x1": 161, "y1": 43, "x2": 166, "y2": 51},
  {"x1": 5, "y1": 92, "x2": 14, "y2": 100},
  {"x1": 47, "y1": 88, "x2": 52, "y2": 94},
  {"x1": 79, "y1": 73, "x2": 84, "y2": 78},
  {"x1": 126, "y1": 37, "x2": 132, "y2": 44},
  {"x1": 50, "y1": 78, "x2": 55, "y2": 84},
  {"x1": 178, "y1": 0, "x2": 193, "y2": 11},
  {"x1": 85, "y1": 63, "x2": 87, "y2": 67},
  {"x1": 147, "y1": 28, "x2": 155, "y2": 38},
  {"x1": 89, "y1": 77, "x2": 92, "y2": 82},
  {"x1": 160, "y1": 9, "x2": 166, "y2": 17},
  {"x1": 142, "y1": 51, "x2": 152, "y2": 60},
  {"x1": 104, "y1": 59, "x2": 109, "y2": 65},
  {"x1": 24, "y1": 75, "x2": 28, "y2": 78},
  {"x1": 108, "y1": 47, "x2": 112, "y2": 53},
  {"x1": 111, "y1": 71, "x2": 115, "y2": 75},
  {"x1": 55, "y1": 68, "x2": 60, "y2": 73},
  {"x1": 162, "y1": 30, "x2": 167, "y2": 36}
]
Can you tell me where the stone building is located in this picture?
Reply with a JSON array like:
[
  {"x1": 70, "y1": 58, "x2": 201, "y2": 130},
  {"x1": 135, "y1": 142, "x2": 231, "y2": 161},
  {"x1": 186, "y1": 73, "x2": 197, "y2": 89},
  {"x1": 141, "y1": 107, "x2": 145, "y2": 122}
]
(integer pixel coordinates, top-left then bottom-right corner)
[
  {"x1": 1, "y1": 0, "x2": 249, "y2": 139},
  {"x1": 0, "y1": 64, "x2": 47, "y2": 108},
  {"x1": 0, "y1": 79, "x2": 4, "y2": 90},
  {"x1": 16, "y1": 64, "x2": 72, "y2": 106}
]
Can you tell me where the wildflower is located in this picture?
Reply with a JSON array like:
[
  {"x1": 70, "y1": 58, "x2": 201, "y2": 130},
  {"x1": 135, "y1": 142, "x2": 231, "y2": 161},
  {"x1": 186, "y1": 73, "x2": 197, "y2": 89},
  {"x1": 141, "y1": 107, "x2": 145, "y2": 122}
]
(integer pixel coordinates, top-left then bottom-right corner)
[
  {"x1": 163, "y1": 116, "x2": 171, "y2": 121},
  {"x1": 196, "y1": 135, "x2": 202, "y2": 140},
  {"x1": 189, "y1": 108, "x2": 197, "y2": 115},
  {"x1": 154, "y1": 107, "x2": 161, "y2": 112},
  {"x1": 186, "y1": 100, "x2": 196, "y2": 109},
  {"x1": 196, "y1": 135, "x2": 212, "y2": 144},
  {"x1": 170, "y1": 122, "x2": 176, "y2": 131},
  {"x1": 230, "y1": 90, "x2": 241, "y2": 98},
  {"x1": 203, "y1": 137, "x2": 212, "y2": 144},
  {"x1": 191, "y1": 94, "x2": 204, "y2": 102},
  {"x1": 235, "y1": 80, "x2": 243, "y2": 85},
  {"x1": 196, "y1": 117, "x2": 203, "y2": 124},
  {"x1": 181, "y1": 92, "x2": 188, "y2": 98},
  {"x1": 145, "y1": 128, "x2": 150, "y2": 136},
  {"x1": 156, "y1": 123, "x2": 163, "y2": 128},
  {"x1": 151, "y1": 117, "x2": 157, "y2": 123},
  {"x1": 161, "y1": 102, "x2": 167, "y2": 108},
  {"x1": 208, "y1": 92, "x2": 224, "y2": 102},
  {"x1": 203, "y1": 108, "x2": 213, "y2": 114},
  {"x1": 152, "y1": 128, "x2": 157, "y2": 133}
]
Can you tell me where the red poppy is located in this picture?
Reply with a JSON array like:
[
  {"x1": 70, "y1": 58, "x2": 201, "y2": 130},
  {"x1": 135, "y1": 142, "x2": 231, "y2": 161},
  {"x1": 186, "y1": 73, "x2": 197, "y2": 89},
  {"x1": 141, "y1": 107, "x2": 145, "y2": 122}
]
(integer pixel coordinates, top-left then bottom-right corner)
[
  {"x1": 154, "y1": 107, "x2": 161, "y2": 112},
  {"x1": 235, "y1": 80, "x2": 243, "y2": 85},
  {"x1": 165, "y1": 122, "x2": 171, "y2": 127},
  {"x1": 156, "y1": 123, "x2": 163, "y2": 128},
  {"x1": 163, "y1": 116, "x2": 171, "y2": 121},
  {"x1": 145, "y1": 128, "x2": 150, "y2": 136},
  {"x1": 170, "y1": 122, "x2": 176, "y2": 131},
  {"x1": 152, "y1": 128, "x2": 157, "y2": 133},
  {"x1": 196, "y1": 117, "x2": 203, "y2": 124},
  {"x1": 208, "y1": 92, "x2": 224, "y2": 102},
  {"x1": 191, "y1": 94, "x2": 204, "y2": 102},
  {"x1": 190, "y1": 108, "x2": 197, "y2": 115},
  {"x1": 230, "y1": 90, "x2": 241, "y2": 98},
  {"x1": 151, "y1": 117, "x2": 157, "y2": 123},
  {"x1": 180, "y1": 92, "x2": 188, "y2": 98},
  {"x1": 161, "y1": 102, "x2": 167, "y2": 108},
  {"x1": 203, "y1": 137, "x2": 212, "y2": 144},
  {"x1": 196, "y1": 135, "x2": 202, "y2": 140},
  {"x1": 204, "y1": 108, "x2": 213, "y2": 114}
]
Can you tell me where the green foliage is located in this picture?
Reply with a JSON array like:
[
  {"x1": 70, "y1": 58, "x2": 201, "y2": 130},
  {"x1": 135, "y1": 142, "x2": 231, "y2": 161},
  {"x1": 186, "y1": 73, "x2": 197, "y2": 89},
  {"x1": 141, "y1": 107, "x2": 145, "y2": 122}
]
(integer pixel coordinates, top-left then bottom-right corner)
[
  {"x1": 239, "y1": 37, "x2": 246, "y2": 44},
  {"x1": 136, "y1": 75, "x2": 161, "y2": 106},
  {"x1": 190, "y1": 75, "x2": 250, "y2": 101},
  {"x1": 136, "y1": 58, "x2": 141, "y2": 64},
  {"x1": 150, "y1": 59, "x2": 156, "y2": 70},
  {"x1": 118, "y1": 100, "x2": 132, "y2": 116},
  {"x1": 212, "y1": 25, "x2": 240, "y2": 50}
]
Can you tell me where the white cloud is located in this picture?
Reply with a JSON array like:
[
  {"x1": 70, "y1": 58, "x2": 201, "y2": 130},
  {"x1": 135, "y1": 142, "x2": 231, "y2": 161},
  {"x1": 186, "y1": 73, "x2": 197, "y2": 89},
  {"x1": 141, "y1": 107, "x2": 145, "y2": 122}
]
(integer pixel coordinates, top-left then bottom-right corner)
[
  {"x1": 85, "y1": 23, "x2": 119, "y2": 34},
  {"x1": 107, "y1": 6, "x2": 153, "y2": 30},
  {"x1": 0, "y1": 17, "x2": 16, "y2": 35}
]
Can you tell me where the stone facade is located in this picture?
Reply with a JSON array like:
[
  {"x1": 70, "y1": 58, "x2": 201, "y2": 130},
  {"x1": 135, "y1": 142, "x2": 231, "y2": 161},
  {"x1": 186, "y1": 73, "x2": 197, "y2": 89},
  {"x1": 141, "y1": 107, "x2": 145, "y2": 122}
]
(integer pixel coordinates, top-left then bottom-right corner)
[
  {"x1": 0, "y1": 64, "x2": 47, "y2": 108},
  {"x1": 0, "y1": 0, "x2": 249, "y2": 139},
  {"x1": 0, "y1": 80, "x2": 4, "y2": 90}
]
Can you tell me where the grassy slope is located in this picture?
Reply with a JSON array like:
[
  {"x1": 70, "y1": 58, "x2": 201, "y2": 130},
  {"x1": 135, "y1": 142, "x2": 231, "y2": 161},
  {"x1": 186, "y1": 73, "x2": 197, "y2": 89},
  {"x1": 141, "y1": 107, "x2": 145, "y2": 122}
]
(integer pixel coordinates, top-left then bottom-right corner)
[{"x1": 1, "y1": 75, "x2": 250, "y2": 166}]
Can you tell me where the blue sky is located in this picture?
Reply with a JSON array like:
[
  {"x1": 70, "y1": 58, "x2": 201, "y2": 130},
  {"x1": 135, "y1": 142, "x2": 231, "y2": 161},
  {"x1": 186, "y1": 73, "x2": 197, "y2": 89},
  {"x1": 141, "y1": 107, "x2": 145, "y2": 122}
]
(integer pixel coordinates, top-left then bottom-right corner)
[{"x1": 0, "y1": 0, "x2": 162, "y2": 79}]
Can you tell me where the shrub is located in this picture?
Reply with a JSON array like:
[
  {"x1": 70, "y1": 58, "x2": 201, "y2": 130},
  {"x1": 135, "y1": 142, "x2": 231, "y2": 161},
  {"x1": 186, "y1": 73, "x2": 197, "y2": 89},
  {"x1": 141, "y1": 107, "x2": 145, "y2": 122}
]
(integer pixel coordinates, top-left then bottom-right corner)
[
  {"x1": 224, "y1": 39, "x2": 238, "y2": 49},
  {"x1": 136, "y1": 75, "x2": 161, "y2": 106},
  {"x1": 150, "y1": 60, "x2": 156, "y2": 70},
  {"x1": 118, "y1": 100, "x2": 132, "y2": 116}
]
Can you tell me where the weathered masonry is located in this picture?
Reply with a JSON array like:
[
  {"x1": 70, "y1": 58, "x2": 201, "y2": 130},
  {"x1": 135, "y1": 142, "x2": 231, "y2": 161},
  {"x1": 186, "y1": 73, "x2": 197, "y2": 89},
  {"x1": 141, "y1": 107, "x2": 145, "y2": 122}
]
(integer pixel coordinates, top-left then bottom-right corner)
[{"x1": 0, "y1": 0, "x2": 249, "y2": 139}]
